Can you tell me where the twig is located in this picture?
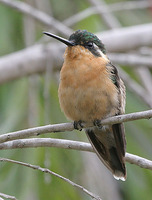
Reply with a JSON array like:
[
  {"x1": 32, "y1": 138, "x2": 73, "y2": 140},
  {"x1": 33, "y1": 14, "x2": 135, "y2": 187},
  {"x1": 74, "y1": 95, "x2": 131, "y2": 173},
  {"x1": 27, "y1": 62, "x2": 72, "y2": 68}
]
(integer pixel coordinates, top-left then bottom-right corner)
[
  {"x1": 0, "y1": 110, "x2": 151, "y2": 144},
  {"x1": 0, "y1": 192, "x2": 16, "y2": 200},
  {"x1": 125, "y1": 153, "x2": 152, "y2": 170},
  {"x1": 0, "y1": 0, "x2": 72, "y2": 36},
  {"x1": 0, "y1": 122, "x2": 73, "y2": 144},
  {"x1": 64, "y1": 1, "x2": 151, "y2": 26},
  {"x1": 109, "y1": 1, "x2": 152, "y2": 11},
  {"x1": 0, "y1": 158, "x2": 102, "y2": 200},
  {"x1": 0, "y1": 138, "x2": 92, "y2": 152},
  {"x1": 97, "y1": 23, "x2": 152, "y2": 52},
  {"x1": 118, "y1": 67, "x2": 152, "y2": 108},
  {"x1": 0, "y1": 24, "x2": 152, "y2": 84},
  {"x1": 87, "y1": 0, "x2": 121, "y2": 29},
  {"x1": 136, "y1": 67, "x2": 152, "y2": 103},
  {"x1": 0, "y1": 138, "x2": 152, "y2": 170},
  {"x1": 0, "y1": 42, "x2": 64, "y2": 84},
  {"x1": 109, "y1": 53, "x2": 152, "y2": 68}
]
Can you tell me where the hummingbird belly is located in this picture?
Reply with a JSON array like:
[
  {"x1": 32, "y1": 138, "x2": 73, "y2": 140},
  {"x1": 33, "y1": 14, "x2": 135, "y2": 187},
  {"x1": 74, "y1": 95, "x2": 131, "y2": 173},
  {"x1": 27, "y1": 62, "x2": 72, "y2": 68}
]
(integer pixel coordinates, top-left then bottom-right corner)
[{"x1": 58, "y1": 77, "x2": 119, "y2": 122}]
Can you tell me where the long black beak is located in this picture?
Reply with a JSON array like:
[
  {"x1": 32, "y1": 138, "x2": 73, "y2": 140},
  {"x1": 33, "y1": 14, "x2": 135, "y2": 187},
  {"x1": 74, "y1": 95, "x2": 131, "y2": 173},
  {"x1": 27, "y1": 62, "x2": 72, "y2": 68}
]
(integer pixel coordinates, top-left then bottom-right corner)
[{"x1": 43, "y1": 32, "x2": 74, "y2": 46}]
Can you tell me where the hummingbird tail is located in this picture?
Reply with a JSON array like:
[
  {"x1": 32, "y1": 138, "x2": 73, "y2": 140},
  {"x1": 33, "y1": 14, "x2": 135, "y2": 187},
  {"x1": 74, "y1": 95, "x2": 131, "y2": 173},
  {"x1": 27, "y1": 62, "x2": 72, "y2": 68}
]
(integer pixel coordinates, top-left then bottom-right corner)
[{"x1": 85, "y1": 125, "x2": 126, "y2": 181}]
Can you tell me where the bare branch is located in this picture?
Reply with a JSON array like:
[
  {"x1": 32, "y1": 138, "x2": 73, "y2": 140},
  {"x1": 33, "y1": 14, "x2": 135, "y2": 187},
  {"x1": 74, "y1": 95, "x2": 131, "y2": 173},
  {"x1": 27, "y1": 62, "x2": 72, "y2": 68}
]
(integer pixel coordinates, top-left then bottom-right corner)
[
  {"x1": 109, "y1": 1, "x2": 151, "y2": 11},
  {"x1": 109, "y1": 53, "x2": 152, "y2": 68},
  {"x1": 0, "y1": 157, "x2": 102, "y2": 200},
  {"x1": 0, "y1": 138, "x2": 152, "y2": 170},
  {"x1": 0, "y1": 0, "x2": 72, "y2": 36},
  {"x1": 136, "y1": 67, "x2": 152, "y2": 105},
  {"x1": 98, "y1": 23, "x2": 152, "y2": 52},
  {"x1": 125, "y1": 153, "x2": 152, "y2": 170},
  {"x1": 64, "y1": 1, "x2": 151, "y2": 26},
  {"x1": 136, "y1": 67, "x2": 152, "y2": 92},
  {"x1": 0, "y1": 122, "x2": 73, "y2": 144},
  {"x1": 118, "y1": 67, "x2": 152, "y2": 108},
  {"x1": 0, "y1": 24, "x2": 152, "y2": 84},
  {"x1": 0, "y1": 193, "x2": 16, "y2": 200},
  {"x1": 0, "y1": 42, "x2": 64, "y2": 84},
  {"x1": 0, "y1": 44, "x2": 47, "y2": 83},
  {"x1": 87, "y1": 0, "x2": 121, "y2": 29},
  {"x1": 94, "y1": 109, "x2": 152, "y2": 125},
  {"x1": 0, "y1": 110, "x2": 151, "y2": 144},
  {"x1": 0, "y1": 138, "x2": 92, "y2": 152}
]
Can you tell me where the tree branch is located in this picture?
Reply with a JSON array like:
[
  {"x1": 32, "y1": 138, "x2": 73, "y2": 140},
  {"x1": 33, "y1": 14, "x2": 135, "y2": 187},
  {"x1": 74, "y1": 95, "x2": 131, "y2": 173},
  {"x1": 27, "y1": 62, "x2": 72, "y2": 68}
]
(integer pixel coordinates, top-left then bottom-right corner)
[
  {"x1": 125, "y1": 153, "x2": 152, "y2": 170},
  {"x1": 0, "y1": 110, "x2": 151, "y2": 144},
  {"x1": 118, "y1": 67, "x2": 152, "y2": 108},
  {"x1": 0, "y1": 193, "x2": 16, "y2": 200},
  {"x1": 0, "y1": 138, "x2": 152, "y2": 170},
  {"x1": 0, "y1": 0, "x2": 72, "y2": 36},
  {"x1": 136, "y1": 67, "x2": 152, "y2": 105},
  {"x1": 87, "y1": 0, "x2": 121, "y2": 29},
  {"x1": 0, "y1": 138, "x2": 92, "y2": 152},
  {"x1": 0, "y1": 23, "x2": 152, "y2": 84},
  {"x1": 0, "y1": 157, "x2": 102, "y2": 200},
  {"x1": 98, "y1": 23, "x2": 152, "y2": 52},
  {"x1": 109, "y1": 53, "x2": 152, "y2": 68},
  {"x1": 64, "y1": 1, "x2": 151, "y2": 26}
]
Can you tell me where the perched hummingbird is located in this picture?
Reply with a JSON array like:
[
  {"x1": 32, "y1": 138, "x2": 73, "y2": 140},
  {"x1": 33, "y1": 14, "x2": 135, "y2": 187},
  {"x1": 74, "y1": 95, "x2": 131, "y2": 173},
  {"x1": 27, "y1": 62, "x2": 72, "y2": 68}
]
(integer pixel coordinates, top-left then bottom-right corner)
[{"x1": 44, "y1": 30, "x2": 126, "y2": 181}]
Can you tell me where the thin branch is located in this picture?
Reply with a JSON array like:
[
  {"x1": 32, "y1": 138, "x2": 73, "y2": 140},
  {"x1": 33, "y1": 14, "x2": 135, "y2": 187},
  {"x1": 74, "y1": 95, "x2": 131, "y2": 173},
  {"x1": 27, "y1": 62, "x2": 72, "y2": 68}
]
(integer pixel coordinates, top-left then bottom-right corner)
[
  {"x1": 136, "y1": 67, "x2": 152, "y2": 106},
  {"x1": 118, "y1": 67, "x2": 152, "y2": 108},
  {"x1": 0, "y1": 110, "x2": 151, "y2": 144},
  {"x1": 0, "y1": 0, "x2": 72, "y2": 37},
  {"x1": 0, "y1": 193, "x2": 16, "y2": 200},
  {"x1": 109, "y1": 53, "x2": 152, "y2": 68},
  {"x1": 97, "y1": 110, "x2": 152, "y2": 124},
  {"x1": 0, "y1": 122, "x2": 73, "y2": 144},
  {"x1": 0, "y1": 138, "x2": 152, "y2": 170},
  {"x1": 0, "y1": 157, "x2": 102, "y2": 200},
  {"x1": 64, "y1": 1, "x2": 151, "y2": 26},
  {"x1": 109, "y1": 0, "x2": 152, "y2": 11},
  {"x1": 97, "y1": 23, "x2": 152, "y2": 52},
  {"x1": 87, "y1": 0, "x2": 121, "y2": 29},
  {"x1": 0, "y1": 138, "x2": 92, "y2": 152},
  {"x1": 125, "y1": 153, "x2": 152, "y2": 170},
  {"x1": 0, "y1": 24, "x2": 152, "y2": 84},
  {"x1": 136, "y1": 67, "x2": 152, "y2": 96},
  {"x1": 0, "y1": 44, "x2": 47, "y2": 83}
]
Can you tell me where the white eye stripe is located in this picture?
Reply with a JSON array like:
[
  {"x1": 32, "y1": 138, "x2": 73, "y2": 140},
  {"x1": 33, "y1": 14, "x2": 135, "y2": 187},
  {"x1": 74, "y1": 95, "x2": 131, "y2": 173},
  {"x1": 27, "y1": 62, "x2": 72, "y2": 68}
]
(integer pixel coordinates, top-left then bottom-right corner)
[
  {"x1": 93, "y1": 43, "x2": 98, "y2": 49},
  {"x1": 100, "y1": 51, "x2": 108, "y2": 60},
  {"x1": 94, "y1": 43, "x2": 108, "y2": 61}
]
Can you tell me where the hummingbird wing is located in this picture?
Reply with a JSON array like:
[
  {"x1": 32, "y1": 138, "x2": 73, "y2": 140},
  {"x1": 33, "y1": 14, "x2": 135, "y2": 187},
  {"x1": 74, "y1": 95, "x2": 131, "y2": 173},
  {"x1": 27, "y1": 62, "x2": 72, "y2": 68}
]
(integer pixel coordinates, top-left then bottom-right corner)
[
  {"x1": 85, "y1": 125, "x2": 126, "y2": 181},
  {"x1": 85, "y1": 63, "x2": 126, "y2": 181}
]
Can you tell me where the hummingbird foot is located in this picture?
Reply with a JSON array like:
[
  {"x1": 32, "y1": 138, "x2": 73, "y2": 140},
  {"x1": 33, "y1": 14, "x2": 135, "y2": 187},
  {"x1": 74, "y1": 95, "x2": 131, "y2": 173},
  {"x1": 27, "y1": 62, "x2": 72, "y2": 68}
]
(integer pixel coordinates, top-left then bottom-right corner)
[
  {"x1": 73, "y1": 120, "x2": 84, "y2": 131},
  {"x1": 93, "y1": 119, "x2": 103, "y2": 130}
]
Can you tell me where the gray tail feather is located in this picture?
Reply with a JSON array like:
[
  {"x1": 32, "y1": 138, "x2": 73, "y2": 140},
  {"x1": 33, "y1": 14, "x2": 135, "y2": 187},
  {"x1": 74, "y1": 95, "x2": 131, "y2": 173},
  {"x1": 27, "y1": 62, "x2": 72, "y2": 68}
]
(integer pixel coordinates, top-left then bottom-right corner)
[{"x1": 85, "y1": 126, "x2": 126, "y2": 181}]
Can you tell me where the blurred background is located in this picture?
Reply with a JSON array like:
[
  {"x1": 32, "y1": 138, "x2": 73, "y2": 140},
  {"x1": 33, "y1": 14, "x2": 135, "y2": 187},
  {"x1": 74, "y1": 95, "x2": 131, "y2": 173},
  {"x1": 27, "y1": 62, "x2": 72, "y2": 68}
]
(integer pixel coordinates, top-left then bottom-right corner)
[{"x1": 0, "y1": 0, "x2": 152, "y2": 199}]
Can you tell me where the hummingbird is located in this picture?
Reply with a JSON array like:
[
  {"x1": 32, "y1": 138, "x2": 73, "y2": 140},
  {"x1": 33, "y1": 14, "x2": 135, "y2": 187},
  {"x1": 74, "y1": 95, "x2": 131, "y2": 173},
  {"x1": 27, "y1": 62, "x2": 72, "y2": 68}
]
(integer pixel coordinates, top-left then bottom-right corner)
[{"x1": 43, "y1": 30, "x2": 126, "y2": 181}]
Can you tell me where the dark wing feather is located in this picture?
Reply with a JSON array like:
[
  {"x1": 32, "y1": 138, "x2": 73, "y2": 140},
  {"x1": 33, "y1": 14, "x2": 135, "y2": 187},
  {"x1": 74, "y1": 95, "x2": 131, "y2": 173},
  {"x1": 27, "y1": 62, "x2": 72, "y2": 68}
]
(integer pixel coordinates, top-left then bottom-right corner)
[
  {"x1": 85, "y1": 62, "x2": 127, "y2": 180},
  {"x1": 112, "y1": 123, "x2": 126, "y2": 157},
  {"x1": 85, "y1": 127, "x2": 126, "y2": 181}
]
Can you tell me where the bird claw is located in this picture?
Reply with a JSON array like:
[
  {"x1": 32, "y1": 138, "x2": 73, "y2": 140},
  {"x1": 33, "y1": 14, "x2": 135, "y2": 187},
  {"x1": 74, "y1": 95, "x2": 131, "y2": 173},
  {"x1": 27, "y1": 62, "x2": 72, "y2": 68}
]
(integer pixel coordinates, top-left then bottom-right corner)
[
  {"x1": 73, "y1": 120, "x2": 84, "y2": 131},
  {"x1": 93, "y1": 119, "x2": 103, "y2": 130}
]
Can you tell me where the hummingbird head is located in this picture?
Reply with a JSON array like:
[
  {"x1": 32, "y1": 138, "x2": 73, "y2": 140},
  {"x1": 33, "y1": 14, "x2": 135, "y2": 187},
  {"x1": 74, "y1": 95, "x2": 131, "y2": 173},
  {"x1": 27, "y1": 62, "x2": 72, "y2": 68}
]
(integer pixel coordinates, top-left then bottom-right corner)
[{"x1": 43, "y1": 30, "x2": 106, "y2": 57}]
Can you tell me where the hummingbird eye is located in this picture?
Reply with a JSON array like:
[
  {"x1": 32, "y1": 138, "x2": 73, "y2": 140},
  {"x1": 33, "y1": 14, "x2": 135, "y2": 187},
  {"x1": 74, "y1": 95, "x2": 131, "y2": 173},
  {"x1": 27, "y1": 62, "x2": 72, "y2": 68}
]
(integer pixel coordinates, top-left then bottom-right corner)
[{"x1": 85, "y1": 42, "x2": 94, "y2": 49}]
